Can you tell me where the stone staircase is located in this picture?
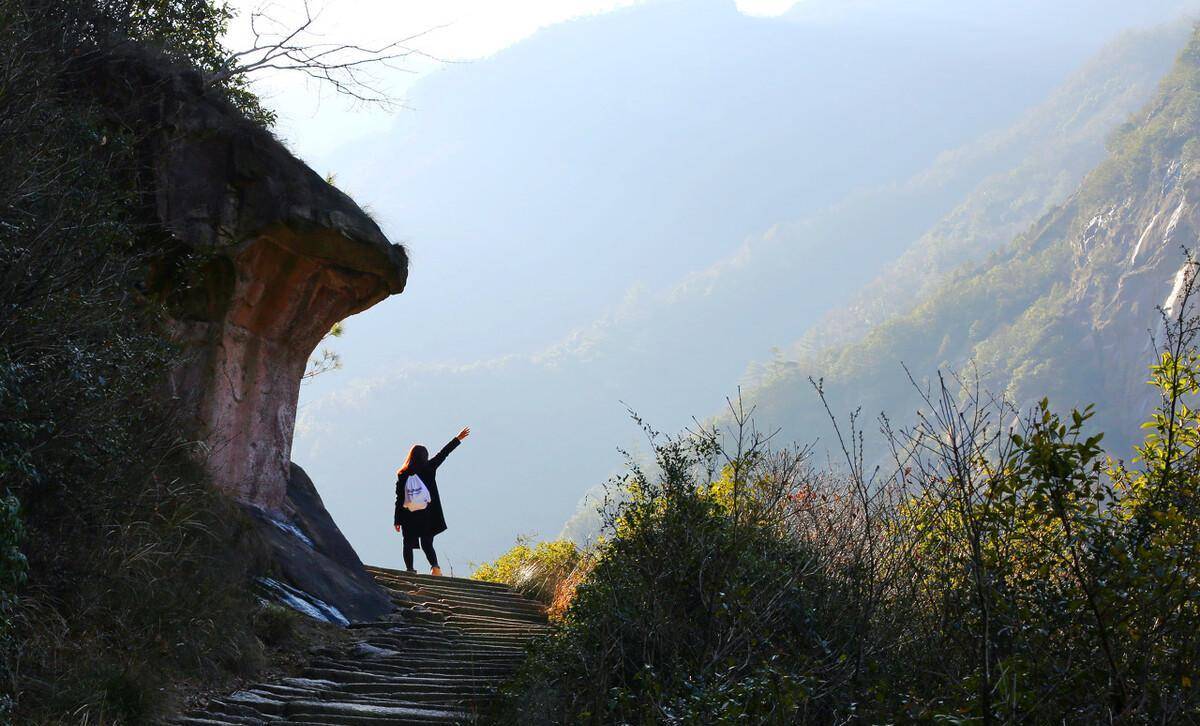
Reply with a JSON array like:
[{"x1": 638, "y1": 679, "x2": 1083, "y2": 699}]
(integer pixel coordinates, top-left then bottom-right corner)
[{"x1": 172, "y1": 566, "x2": 547, "y2": 725}]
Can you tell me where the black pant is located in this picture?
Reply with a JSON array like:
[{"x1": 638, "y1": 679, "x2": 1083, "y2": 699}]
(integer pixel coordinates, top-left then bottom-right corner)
[{"x1": 403, "y1": 533, "x2": 439, "y2": 570}]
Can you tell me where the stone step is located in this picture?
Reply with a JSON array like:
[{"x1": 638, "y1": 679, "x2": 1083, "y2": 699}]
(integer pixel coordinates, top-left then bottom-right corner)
[
  {"x1": 173, "y1": 717, "x2": 273, "y2": 726},
  {"x1": 257, "y1": 685, "x2": 493, "y2": 707},
  {"x1": 284, "y1": 714, "x2": 469, "y2": 726},
  {"x1": 303, "y1": 668, "x2": 510, "y2": 689},
  {"x1": 351, "y1": 640, "x2": 529, "y2": 656},
  {"x1": 365, "y1": 566, "x2": 513, "y2": 590},
  {"x1": 267, "y1": 689, "x2": 486, "y2": 711},
  {"x1": 416, "y1": 602, "x2": 547, "y2": 623},
  {"x1": 321, "y1": 652, "x2": 525, "y2": 666},
  {"x1": 371, "y1": 627, "x2": 537, "y2": 641},
  {"x1": 393, "y1": 580, "x2": 543, "y2": 606},
  {"x1": 442, "y1": 612, "x2": 548, "y2": 628},
  {"x1": 443, "y1": 619, "x2": 547, "y2": 634},
  {"x1": 316, "y1": 656, "x2": 522, "y2": 672},
  {"x1": 326, "y1": 639, "x2": 529, "y2": 654},
  {"x1": 284, "y1": 721, "x2": 453, "y2": 726},
  {"x1": 219, "y1": 693, "x2": 284, "y2": 711},
  {"x1": 409, "y1": 593, "x2": 546, "y2": 618},
  {"x1": 371, "y1": 580, "x2": 489, "y2": 599},
  {"x1": 283, "y1": 698, "x2": 470, "y2": 721},
  {"x1": 310, "y1": 660, "x2": 517, "y2": 678},
  {"x1": 285, "y1": 716, "x2": 468, "y2": 726},
  {"x1": 172, "y1": 716, "x2": 274, "y2": 726},
  {"x1": 396, "y1": 594, "x2": 542, "y2": 618},
  {"x1": 441, "y1": 633, "x2": 535, "y2": 643},
  {"x1": 174, "y1": 563, "x2": 545, "y2": 724},
  {"x1": 304, "y1": 682, "x2": 501, "y2": 698},
  {"x1": 372, "y1": 572, "x2": 521, "y2": 594},
  {"x1": 439, "y1": 607, "x2": 546, "y2": 622}
]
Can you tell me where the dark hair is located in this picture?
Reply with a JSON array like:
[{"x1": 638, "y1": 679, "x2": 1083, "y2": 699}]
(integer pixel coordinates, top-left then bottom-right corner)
[{"x1": 398, "y1": 444, "x2": 428, "y2": 476}]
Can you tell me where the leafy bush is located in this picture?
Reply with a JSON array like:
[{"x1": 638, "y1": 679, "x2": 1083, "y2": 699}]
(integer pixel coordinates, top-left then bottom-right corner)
[
  {"x1": 472, "y1": 537, "x2": 582, "y2": 607},
  {"x1": 0, "y1": 492, "x2": 24, "y2": 721},
  {"x1": 495, "y1": 411, "x2": 878, "y2": 724},
  {"x1": 500, "y1": 283, "x2": 1200, "y2": 723}
]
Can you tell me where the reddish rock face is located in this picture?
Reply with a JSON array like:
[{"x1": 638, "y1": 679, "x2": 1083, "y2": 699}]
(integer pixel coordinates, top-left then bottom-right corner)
[
  {"x1": 92, "y1": 50, "x2": 408, "y2": 512},
  {"x1": 171, "y1": 232, "x2": 403, "y2": 510}
]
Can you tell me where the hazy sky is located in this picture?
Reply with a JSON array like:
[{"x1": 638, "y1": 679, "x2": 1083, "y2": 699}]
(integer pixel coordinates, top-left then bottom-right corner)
[{"x1": 224, "y1": 0, "x2": 801, "y2": 163}]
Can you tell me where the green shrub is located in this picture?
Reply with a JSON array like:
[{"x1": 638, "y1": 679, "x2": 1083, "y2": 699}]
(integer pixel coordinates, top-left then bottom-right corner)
[
  {"x1": 495, "y1": 416, "x2": 868, "y2": 724},
  {"x1": 500, "y1": 301, "x2": 1200, "y2": 723},
  {"x1": 473, "y1": 537, "x2": 582, "y2": 605}
]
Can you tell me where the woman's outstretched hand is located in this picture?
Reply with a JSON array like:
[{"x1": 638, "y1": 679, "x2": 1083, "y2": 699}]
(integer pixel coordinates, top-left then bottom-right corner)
[{"x1": 457, "y1": 426, "x2": 471, "y2": 441}]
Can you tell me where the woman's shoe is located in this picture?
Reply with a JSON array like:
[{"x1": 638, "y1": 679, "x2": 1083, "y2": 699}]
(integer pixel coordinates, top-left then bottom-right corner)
[
  {"x1": 430, "y1": 567, "x2": 443, "y2": 577},
  {"x1": 405, "y1": 568, "x2": 417, "y2": 574}
]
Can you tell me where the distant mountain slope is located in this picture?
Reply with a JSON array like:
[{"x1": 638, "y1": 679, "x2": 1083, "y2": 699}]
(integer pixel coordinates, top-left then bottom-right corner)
[
  {"x1": 328, "y1": 0, "x2": 1193, "y2": 367},
  {"x1": 555, "y1": 21, "x2": 1195, "y2": 543},
  {"x1": 297, "y1": 19, "x2": 1191, "y2": 566},
  {"x1": 746, "y1": 26, "x2": 1200, "y2": 465},
  {"x1": 793, "y1": 24, "x2": 1195, "y2": 354}
]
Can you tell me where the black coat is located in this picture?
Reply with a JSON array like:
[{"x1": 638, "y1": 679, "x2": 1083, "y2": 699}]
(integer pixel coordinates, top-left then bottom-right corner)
[{"x1": 394, "y1": 438, "x2": 460, "y2": 537}]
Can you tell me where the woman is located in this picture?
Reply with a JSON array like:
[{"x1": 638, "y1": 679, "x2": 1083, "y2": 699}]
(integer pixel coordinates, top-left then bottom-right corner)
[{"x1": 393, "y1": 427, "x2": 470, "y2": 576}]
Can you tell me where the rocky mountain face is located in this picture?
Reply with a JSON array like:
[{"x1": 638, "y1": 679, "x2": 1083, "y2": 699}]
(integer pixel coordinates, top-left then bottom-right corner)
[
  {"x1": 87, "y1": 50, "x2": 407, "y2": 620},
  {"x1": 748, "y1": 28, "x2": 1200, "y2": 463}
]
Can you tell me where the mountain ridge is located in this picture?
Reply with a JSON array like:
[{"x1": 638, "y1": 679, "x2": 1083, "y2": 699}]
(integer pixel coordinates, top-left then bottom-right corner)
[{"x1": 744, "y1": 26, "x2": 1200, "y2": 467}]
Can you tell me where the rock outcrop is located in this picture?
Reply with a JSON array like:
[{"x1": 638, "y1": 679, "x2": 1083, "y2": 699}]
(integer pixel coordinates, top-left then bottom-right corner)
[
  {"x1": 82, "y1": 49, "x2": 406, "y2": 621},
  {"x1": 88, "y1": 49, "x2": 407, "y2": 513},
  {"x1": 251, "y1": 464, "x2": 394, "y2": 622}
]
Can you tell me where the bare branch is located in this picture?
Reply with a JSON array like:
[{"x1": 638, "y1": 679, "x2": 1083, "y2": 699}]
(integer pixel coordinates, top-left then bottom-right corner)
[{"x1": 214, "y1": 0, "x2": 453, "y2": 108}]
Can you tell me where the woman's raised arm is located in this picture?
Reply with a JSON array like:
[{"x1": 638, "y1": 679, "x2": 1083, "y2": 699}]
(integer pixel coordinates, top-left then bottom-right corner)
[{"x1": 430, "y1": 427, "x2": 470, "y2": 468}]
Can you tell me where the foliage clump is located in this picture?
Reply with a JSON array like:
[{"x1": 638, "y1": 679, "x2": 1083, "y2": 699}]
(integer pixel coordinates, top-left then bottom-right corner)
[
  {"x1": 494, "y1": 408, "x2": 867, "y2": 724},
  {"x1": 497, "y1": 276, "x2": 1200, "y2": 722},
  {"x1": 472, "y1": 537, "x2": 582, "y2": 609}
]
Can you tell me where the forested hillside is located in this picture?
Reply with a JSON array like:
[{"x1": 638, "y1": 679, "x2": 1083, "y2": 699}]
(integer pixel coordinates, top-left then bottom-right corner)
[
  {"x1": 747, "y1": 23, "x2": 1200, "y2": 466},
  {"x1": 796, "y1": 23, "x2": 1193, "y2": 352}
]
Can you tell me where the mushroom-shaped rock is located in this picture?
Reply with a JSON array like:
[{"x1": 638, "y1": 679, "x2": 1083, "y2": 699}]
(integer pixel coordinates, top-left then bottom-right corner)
[{"x1": 90, "y1": 49, "x2": 407, "y2": 512}]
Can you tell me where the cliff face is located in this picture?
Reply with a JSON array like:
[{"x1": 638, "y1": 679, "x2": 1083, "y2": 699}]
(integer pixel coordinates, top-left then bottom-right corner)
[
  {"x1": 89, "y1": 50, "x2": 407, "y2": 513},
  {"x1": 161, "y1": 149, "x2": 406, "y2": 512},
  {"x1": 70, "y1": 51, "x2": 405, "y2": 621}
]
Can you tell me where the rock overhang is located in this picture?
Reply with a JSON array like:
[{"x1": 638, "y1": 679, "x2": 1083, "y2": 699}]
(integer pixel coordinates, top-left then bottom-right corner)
[{"x1": 82, "y1": 47, "x2": 407, "y2": 510}]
